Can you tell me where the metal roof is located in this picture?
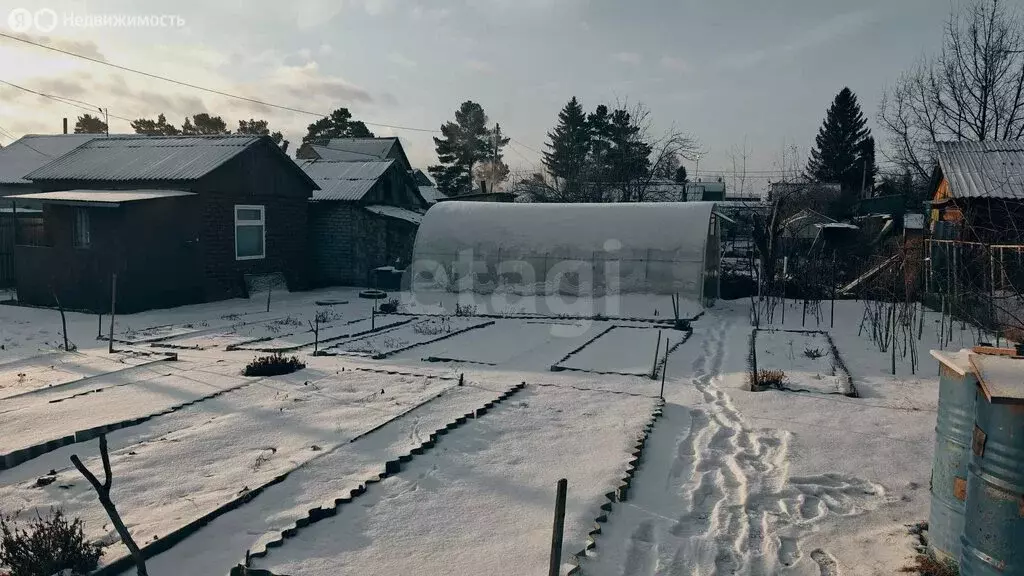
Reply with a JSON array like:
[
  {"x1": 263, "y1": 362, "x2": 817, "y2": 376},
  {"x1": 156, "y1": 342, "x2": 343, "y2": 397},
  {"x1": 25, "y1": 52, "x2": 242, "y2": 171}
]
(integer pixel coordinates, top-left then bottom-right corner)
[
  {"x1": 25, "y1": 135, "x2": 263, "y2": 182},
  {"x1": 364, "y1": 204, "x2": 424, "y2": 224},
  {"x1": 301, "y1": 159, "x2": 394, "y2": 201},
  {"x1": 9, "y1": 189, "x2": 195, "y2": 206},
  {"x1": 418, "y1": 185, "x2": 445, "y2": 204},
  {"x1": 319, "y1": 137, "x2": 398, "y2": 161},
  {"x1": 937, "y1": 140, "x2": 1024, "y2": 199},
  {"x1": 0, "y1": 134, "x2": 120, "y2": 184}
]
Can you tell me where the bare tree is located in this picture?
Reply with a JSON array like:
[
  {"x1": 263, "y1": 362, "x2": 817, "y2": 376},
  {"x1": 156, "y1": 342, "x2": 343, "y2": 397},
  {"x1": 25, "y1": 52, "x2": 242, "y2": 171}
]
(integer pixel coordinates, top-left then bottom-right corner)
[
  {"x1": 880, "y1": 0, "x2": 1024, "y2": 180},
  {"x1": 70, "y1": 436, "x2": 148, "y2": 575},
  {"x1": 728, "y1": 138, "x2": 751, "y2": 197},
  {"x1": 617, "y1": 102, "x2": 701, "y2": 203}
]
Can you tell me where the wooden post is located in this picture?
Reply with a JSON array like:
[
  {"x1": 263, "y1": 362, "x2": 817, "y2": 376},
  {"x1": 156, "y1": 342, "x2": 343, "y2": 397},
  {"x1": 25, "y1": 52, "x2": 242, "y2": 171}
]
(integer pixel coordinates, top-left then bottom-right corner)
[
  {"x1": 266, "y1": 281, "x2": 272, "y2": 313},
  {"x1": 53, "y1": 290, "x2": 69, "y2": 352},
  {"x1": 371, "y1": 301, "x2": 376, "y2": 330},
  {"x1": 108, "y1": 273, "x2": 117, "y2": 354},
  {"x1": 830, "y1": 251, "x2": 836, "y2": 328},
  {"x1": 660, "y1": 340, "x2": 670, "y2": 399},
  {"x1": 650, "y1": 330, "x2": 662, "y2": 380},
  {"x1": 98, "y1": 314, "x2": 103, "y2": 339},
  {"x1": 548, "y1": 478, "x2": 568, "y2": 576}
]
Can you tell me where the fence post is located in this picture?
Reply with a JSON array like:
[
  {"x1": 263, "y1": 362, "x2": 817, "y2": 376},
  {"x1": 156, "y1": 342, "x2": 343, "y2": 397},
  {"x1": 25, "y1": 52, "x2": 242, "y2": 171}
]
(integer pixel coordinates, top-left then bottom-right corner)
[
  {"x1": 108, "y1": 273, "x2": 117, "y2": 354},
  {"x1": 660, "y1": 340, "x2": 670, "y2": 399},
  {"x1": 650, "y1": 330, "x2": 662, "y2": 380},
  {"x1": 549, "y1": 478, "x2": 568, "y2": 576}
]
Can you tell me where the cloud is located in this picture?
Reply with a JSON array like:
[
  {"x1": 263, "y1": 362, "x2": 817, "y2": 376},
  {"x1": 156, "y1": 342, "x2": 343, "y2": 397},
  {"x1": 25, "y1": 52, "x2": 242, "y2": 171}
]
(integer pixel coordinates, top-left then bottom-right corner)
[
  {"x1": 659, "y1": 56, "x2": 688, "y2": 73},
  {"x1": 7, "y1": 31, "x2": 106, "y2": 61},
  {"x1": 389, "y1": 52, "x2": 417, "y2": 68},
  {"x1": 721, "y1": 9, "x2": 876, "y2": 70},
  {"x1": 466, "y1": 60, "x2": 494, "y2": 74},
  {"x1": 611, "y1": 52, "x2": 642, "y2": 65},
  {"x1": 268, "y1": 62, "x2": 374, "y2": 104}
]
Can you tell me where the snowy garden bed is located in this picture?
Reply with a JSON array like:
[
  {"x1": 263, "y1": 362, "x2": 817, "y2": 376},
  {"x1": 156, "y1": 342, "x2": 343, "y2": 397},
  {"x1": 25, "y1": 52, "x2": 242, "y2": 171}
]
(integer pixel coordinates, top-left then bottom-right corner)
[
  {"x1": 0, "y1": 351, "x2": 161, "y2": 399},
  {"x1": 752, "y1": 329, "x2": 854, "y2": 396},
  {"x1": 233, "y1": 316, "x2": 412, "y2": 352},
  {"x1": 0, "y1": 363, "x2": 459, "y2": 570},
  {"x1": 325, "y1": 317, "x2": 494, "y2": 359},
  {"x1": 249, "y1": 385, "x2": 658, "y2": 576},
  {"x1": 553, "y1": 326, "x2": 689, "y2": 377}
]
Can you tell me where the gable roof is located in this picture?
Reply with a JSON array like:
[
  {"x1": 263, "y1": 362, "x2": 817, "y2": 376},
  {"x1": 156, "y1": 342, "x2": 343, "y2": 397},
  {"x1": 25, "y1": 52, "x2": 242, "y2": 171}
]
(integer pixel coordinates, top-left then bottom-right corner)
[
  {"x1": 418, "y1": 185, "x2": 446, "y2": 204},
  {"x1": 24, "y1": 135, "x2": 317, "y2": 188},
  {"x1": 937, "y1": 140, "x2": 1024, "y2": 199},
  {"x1": 0, "y1": 134, "x2": 115, "y2": 184},
  {"x1": 300, "y1": 159, "x2": 395, "y2": 201},
  {"x1": 317, "y1": 137, "x2": 412, "y2": 170}
]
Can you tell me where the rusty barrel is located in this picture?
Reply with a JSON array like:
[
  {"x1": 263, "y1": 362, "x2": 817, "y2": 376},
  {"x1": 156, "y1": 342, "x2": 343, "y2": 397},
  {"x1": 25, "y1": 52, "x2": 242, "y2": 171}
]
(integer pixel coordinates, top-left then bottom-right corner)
[
  {"x1": 928, "y1": 350, "x2": 978, "y2": 564},
  {"x1": 959, "y1": 353, "x2": 1024, "y2": 576}
]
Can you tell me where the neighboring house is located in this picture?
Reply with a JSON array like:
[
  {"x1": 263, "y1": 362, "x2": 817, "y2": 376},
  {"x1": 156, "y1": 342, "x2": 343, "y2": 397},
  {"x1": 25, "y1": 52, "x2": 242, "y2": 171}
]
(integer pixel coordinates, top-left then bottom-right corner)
[
  {"x1": 301, "y1": 159, "x2": 428, "y2": 287},
  {"x1": 10, "y1": 135, "x2": 317, "y2": 312},
  {"x1": 782, "y1": 208, "x2": 836, "y2": 241},
  {"x1": 413, "y1": 169, "x2": 447, "y2": 205},
  {"x1": 931, "y1": 141, "x2": 1024, "y2": 243},
  {"x1": 0, "y1": 134, "x2": 120, "y2": 207},
  {"x1": 685, "y1": 179, "x2": 726, "y2": 201},
  {"x1": 297, "y1": 137, "x2": 413, "y2": 171}
]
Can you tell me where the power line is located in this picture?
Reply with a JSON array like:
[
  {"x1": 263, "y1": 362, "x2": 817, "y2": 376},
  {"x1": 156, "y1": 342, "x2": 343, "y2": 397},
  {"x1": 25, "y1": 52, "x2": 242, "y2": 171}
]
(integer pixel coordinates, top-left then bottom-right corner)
[
  {"x1": 0, "y1": 31, "x2": 440, "y2": 134},
  {"x1": 0, "y1": 79, "x2": 134, "y2": 123}
]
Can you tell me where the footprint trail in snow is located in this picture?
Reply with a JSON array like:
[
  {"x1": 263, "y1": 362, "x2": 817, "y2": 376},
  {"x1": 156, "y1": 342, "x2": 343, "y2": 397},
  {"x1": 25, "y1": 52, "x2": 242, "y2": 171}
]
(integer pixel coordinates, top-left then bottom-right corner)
[{"x1": 583, "y1": 319, "x2": 884, "y2": 576}]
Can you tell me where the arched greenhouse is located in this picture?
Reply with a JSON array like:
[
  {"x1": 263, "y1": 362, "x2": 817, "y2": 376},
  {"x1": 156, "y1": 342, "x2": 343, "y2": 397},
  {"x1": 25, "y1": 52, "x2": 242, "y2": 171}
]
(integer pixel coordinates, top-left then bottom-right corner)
[{"x1": 409, "y1": 201, "x2": 721, "y2": 303}]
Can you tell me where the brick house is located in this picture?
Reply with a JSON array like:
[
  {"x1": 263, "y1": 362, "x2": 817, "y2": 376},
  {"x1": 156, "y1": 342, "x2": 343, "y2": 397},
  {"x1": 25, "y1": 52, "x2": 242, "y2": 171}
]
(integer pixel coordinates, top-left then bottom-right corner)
[
  {"x1": 301, "y1": 158, "x2": 428, "y2": 287},
  {"x1": 11, "y1": 135, "x2": 317, "y2": 312}
]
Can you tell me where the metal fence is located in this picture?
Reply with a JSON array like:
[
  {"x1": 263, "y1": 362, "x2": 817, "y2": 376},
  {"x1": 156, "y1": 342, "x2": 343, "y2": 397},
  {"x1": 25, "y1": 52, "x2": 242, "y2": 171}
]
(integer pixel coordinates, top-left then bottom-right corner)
[{"x1": 925, "y1": 239, "x2": 1024, "y2": 335}]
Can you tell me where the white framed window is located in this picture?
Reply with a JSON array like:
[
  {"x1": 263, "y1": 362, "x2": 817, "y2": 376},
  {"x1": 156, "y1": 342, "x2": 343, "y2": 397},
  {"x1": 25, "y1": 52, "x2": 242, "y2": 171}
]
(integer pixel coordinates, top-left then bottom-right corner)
[
  {"x1": 235, "y1": 205, "x2": 265, "y2": 260},
  {"x1": 73, "y1": 208, "x2": 90, "y2": 248}
]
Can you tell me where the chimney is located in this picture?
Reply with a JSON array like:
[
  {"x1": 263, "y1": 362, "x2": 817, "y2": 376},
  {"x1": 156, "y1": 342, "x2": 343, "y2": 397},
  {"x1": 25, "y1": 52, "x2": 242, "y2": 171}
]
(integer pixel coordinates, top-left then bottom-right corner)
[{"x1": 63, "y1": 118, "x2": 68, "y2": 134}]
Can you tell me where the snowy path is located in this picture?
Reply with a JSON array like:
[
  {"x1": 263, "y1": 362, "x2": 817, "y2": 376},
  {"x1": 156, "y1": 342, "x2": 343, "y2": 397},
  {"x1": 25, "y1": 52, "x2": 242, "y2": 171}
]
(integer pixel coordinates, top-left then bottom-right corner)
[
  {"x1": 250, "y1": 385, "x2": 658, "y2": 576},
  {"x1": 583, "y1": 319, "x2": 886, "y2": 576},
  {"x1": 130, "y1": 380, "x2": 514, "y2": 575}
]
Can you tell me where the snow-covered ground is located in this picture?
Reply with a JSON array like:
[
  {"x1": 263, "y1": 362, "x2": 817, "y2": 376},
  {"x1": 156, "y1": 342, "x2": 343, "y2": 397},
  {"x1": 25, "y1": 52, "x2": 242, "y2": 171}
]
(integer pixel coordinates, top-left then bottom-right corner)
[
  {"x1": 754, "y1": 329, "x2": 849, "y2": 395},
  {"x1": 0, "y1": 289, "x2": 981, "y2": 576}
]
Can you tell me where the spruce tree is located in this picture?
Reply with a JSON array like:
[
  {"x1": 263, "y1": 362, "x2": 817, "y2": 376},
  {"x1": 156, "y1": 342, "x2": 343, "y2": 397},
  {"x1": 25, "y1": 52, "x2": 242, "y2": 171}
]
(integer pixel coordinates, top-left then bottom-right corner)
[
  {"x1": 302, "y1": 108, "x2": 374, "y2": 146},
  {"x1": 543, "y1": 97, "x2": 591, "y2": 197},
  {"x1": 428, "y1": 101, "x2": 492, "y2": 196},
  {"x1": 806, "y1": 87, "x2": 876, "y2": 203}
]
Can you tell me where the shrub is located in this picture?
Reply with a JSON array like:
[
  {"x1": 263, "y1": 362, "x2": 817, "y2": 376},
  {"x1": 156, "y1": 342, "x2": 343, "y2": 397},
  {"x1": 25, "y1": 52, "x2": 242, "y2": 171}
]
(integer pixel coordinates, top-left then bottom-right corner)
[
  {"x1": 454, "y1": 303, "x2": 477, "y2": 317},
  {"x1": 243, "y1": 353, "x2": 305, "y2": 377},
  {"x1": 412, "y1": 318, "x2": 451, "y2": 336},
  {"x1": 803, "y1": 347, "x2": 825, "y2": 359},
  {"x1": 0, "y1": 509, "x2": 102, "y2": 576},
  {"x1": 749, "y1": 369, "x2": 786, "y2": 391}
]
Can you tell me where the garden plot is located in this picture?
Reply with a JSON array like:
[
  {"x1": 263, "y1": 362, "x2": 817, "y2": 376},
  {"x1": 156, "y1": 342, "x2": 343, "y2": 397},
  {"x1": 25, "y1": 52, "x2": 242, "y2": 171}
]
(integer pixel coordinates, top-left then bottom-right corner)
[
  {"x1": 555, "y1": 326, "x2": 683, "y2": 376},
  {"x1": 250, "y1": 385, "x2": 656, "y2": 576},
  {"x1": 0, "y1": 351, "x2": 159, "y2": 399},
  {"x1": 135, "y1": 380, "x2": 518, "y2": 575},
  {"x1": 0, "y1": 368, "x2": 251, "y2": 457},
  {"x1": 0, "y1": 364, "x2": 457, "y2": 570},
  {"x1": 327, "y1": 316, "x2": 492, "y2": 358},
  {"x1": 416, "y1": 320, "x2": 581, "y2": 365},
  {"x1": 234, "y1": 316, "x2": 411, "y2": 352},
  {"x1": 154, "y1": 316, "x2": 313, "y2": 350},
  {"x1": 754, "y1": 329, "x2": 850, "y2": 395}
]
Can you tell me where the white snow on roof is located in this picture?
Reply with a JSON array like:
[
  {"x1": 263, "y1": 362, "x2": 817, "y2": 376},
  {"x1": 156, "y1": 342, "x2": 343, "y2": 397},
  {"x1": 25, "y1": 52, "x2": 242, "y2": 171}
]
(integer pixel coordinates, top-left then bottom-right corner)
[
  {"x1": 364, "y1": 205, "x2": 424, "y2": 224},
  {"x1": 417, "y1": 185, "x2": 445, "y2": 204},
  {"x1": 0, "y1": 134, "x2": 109, "y2": 184},
  {"x1": 301, "y1": 159, "x2": 393, "y2": 201},
  {"x1": 816, "y1": 222, "x2": 859, "y2": 229},
  {"x1": 9, "y1": 189, "x2": 196, "y2": 205}
]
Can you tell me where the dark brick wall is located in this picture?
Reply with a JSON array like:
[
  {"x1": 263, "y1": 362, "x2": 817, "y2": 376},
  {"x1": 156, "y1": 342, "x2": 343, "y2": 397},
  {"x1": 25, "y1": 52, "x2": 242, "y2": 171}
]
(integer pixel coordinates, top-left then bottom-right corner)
[{"x1": 309, "y1": 203, "x2": 418, "y2": 288}]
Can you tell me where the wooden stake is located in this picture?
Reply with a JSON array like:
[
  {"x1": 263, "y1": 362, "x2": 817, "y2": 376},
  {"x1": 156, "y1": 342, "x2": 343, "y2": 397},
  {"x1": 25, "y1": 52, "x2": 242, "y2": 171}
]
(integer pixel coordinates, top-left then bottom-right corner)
[
  {"x1": 53, "y1": 289, "x2": 69, "y2": 352},
  {"x1": 108, "y1": 273, "x2": 117, "y2": 354},
  {"x1": 548, "y1": 478, "x2": 568, "y2": 576},
  {"x1": 70, "y1": 435, "x2": 148, "y2": 575},
  {"x1": 660, "y1": 340, "x2": 670, "y2": 399},
  {"x1": 650, "y1": 330, "x2": 662, "y2": 380}
]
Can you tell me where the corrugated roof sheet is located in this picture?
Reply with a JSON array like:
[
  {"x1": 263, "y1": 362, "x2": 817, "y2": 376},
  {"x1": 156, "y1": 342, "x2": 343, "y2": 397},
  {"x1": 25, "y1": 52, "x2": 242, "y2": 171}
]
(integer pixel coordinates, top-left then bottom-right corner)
[
  {"x1": 9, "y1": 189, "x2": 195, "y2": 205},
  {"x1": 25, "y1": 135, "x2": 262, "y2": 182},
  {"x1": 937, "y1": 140, "x2": 1024, "y2": 199},
  {"x1": 301, "y1": 159, "x2": 393, "y2": 201},
  {"x1": 319, "y1": 137, "x2": 397, "y2": 161},
  {"x1": 0, "y1": 134, "x2": 118, "y2": 184},
  {"x1": 364, "y1": 204, "x2": 424, "y2": 224},
  {"x1": 418, "y1": 185, "x2": 445, "y2": 204}
]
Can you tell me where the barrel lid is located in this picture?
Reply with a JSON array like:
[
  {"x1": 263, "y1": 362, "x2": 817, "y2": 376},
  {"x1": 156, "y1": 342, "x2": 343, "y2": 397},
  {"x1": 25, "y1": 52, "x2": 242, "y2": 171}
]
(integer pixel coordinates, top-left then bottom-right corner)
[
  {"x1": 969, "y1": 353, "x2": 1024, "y2": 405},
  {"x1": 931, "y1": 349, "x2": 973, "y2": 376}
]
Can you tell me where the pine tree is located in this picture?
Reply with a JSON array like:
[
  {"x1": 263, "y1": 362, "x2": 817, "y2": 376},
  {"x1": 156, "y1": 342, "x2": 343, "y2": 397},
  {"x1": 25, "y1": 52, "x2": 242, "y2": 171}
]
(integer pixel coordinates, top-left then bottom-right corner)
[
  {"x1": 130, "y1": 113, "x2": 180, "y2": 135},
  {"x1": 806, "y1": 87, "x2": 876, "y2": 206},
  {"x1": 428, "y1": 101, "x2": 492, "y2": 196},
  {"x1": 238, "y1": 119, "x2": 289, "y2": 152},
  {"x1": 302, "y1": 108, "x2": 374, "y2": 146},
  {"x1": 181, "y1": 113, "x2": 230, "y2": 135},
  {"x1": 543, "y1": 97, "x2": 591, "y2": 197},
  {"x1": 74, "y1": 114, "x2": 107, "y2": 134}
]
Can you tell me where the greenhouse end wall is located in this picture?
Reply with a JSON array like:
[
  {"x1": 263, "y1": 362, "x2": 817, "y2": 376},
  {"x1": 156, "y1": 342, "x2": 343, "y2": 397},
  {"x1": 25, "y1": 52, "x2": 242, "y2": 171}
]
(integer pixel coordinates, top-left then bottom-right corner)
[{"x1": 409, "y1": 201, "x2": 718, "y2": 298}]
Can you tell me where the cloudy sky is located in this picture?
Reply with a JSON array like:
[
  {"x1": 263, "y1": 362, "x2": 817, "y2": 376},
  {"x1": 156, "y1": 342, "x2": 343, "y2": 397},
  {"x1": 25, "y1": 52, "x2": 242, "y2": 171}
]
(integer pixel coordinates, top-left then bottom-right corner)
[{"x1": 0, "y1": 0, "x2": 955, "y2": 192}]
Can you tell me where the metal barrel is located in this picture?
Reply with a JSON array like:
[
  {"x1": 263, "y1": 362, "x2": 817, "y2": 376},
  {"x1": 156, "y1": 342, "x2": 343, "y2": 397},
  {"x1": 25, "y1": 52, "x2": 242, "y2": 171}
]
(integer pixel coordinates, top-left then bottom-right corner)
[
  {"x1": 929, "y1": 357, "x2": 978, "y2": 563},
  {"x1": 959, "y1": 389, "x2": 1024, "y2": 576}
]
